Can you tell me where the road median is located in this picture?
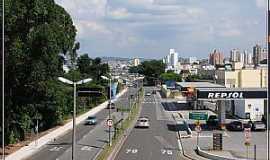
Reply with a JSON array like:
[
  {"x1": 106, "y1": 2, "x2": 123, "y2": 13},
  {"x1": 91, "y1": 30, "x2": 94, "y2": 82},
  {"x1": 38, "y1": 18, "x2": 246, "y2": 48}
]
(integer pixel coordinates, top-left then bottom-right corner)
[{"x1": 96, "y1": 88, "x2": 144, "y2": 160}]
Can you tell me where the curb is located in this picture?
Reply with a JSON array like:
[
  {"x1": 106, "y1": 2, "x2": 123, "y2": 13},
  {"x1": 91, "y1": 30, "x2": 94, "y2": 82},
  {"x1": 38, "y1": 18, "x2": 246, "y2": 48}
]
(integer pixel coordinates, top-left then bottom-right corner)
[
  {"x1": 196, "y1": 146, "x2": 247, "y2": 160},
  {"x1": 6, "y1": 88, "x2": 128, "y2": 160}
]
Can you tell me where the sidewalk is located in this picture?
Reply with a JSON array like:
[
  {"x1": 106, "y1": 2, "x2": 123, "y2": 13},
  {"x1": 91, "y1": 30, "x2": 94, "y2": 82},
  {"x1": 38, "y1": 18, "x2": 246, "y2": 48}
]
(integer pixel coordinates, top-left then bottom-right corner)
[{"x1": 4, "y1": 88, "x2": 127, "y2": 160}]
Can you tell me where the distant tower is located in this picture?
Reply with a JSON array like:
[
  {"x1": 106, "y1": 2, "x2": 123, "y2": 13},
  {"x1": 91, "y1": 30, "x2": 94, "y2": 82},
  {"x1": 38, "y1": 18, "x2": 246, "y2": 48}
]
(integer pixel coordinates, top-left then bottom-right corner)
[{"x1": 209, "y1": 49, "x2": 224, "y2": 66}]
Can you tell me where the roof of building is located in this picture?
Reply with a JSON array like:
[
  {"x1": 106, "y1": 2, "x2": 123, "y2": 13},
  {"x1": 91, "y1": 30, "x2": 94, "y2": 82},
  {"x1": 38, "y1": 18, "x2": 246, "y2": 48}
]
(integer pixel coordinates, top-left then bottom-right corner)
[
  {"x1": 196, "y1": 87, "x2": 267, "y2": 92},
  {"x1": 176, "y1": 82, "x2": 225, "y2": 88}
]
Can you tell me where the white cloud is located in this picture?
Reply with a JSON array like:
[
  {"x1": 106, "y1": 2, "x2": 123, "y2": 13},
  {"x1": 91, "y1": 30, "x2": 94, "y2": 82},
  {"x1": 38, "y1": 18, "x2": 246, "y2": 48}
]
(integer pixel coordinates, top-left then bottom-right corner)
[
  {"x1": 255, "y1": 0, "x2": 267, "y2": 9},
  {"x1": 75, "y1": 20, "x2": 112, "y2": 38},
  {"x1": 55, "y1": 0, "x2": 265, "y2": 58},
  {"x1": 107, "y1": 8, "x2": 130, "y2": 19},
  {"x1": 218, "y1": 29, "x2": 241, "y2": 37}
]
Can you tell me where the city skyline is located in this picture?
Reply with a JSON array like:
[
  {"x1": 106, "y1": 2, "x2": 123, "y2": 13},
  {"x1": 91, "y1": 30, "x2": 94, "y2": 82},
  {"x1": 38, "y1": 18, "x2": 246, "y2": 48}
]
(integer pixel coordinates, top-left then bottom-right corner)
[{"x1": 55, "y1": 0, "x2": 267, "y2": 59}]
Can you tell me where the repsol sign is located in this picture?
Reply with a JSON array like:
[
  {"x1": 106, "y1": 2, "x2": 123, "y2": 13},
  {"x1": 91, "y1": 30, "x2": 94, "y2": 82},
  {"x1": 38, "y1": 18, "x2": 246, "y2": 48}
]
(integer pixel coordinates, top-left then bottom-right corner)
[
  {"x1": 207, "y1": 92, "x2": 243, "y2": 99},
  {"x1": 197, "y1": 90, "x2": 267, "y2": 99}
]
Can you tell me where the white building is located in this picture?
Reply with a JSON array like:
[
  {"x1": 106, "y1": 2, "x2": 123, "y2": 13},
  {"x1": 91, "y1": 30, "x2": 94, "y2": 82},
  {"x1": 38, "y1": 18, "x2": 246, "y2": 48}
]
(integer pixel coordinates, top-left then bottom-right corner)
[
  {"x1": 188, "y1": 57, "x2": 198, "y2": 64},
  {"x1": 244, "y1": 50, "x2": 253, "y2": 65},
  {"x1": 133, "y1": 58, "x2": 140, "y2": 66},
  {"x1": 163, "y1": 49, "x2": 180, "y2": 73}
]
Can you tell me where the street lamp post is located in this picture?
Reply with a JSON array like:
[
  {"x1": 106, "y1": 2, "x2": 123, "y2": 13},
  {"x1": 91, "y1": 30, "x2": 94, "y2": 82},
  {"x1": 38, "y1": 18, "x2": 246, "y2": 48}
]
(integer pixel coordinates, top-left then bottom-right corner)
[
  {"x1": 58, "y1": 77, "x2": 92, "y2": 160},
  {"x1": 101, "y1": 75, "x2": 112, "y2": 146}
]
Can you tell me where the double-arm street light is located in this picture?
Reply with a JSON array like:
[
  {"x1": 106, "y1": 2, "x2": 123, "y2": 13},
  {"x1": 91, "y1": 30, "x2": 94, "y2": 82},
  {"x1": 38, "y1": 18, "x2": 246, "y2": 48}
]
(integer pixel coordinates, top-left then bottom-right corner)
[
  {"x1": 58, "y1": 77, "x2": 92, "y2": 160},
  {"x1": 100, "y1": 75, "x2": 113, "y2": 146}
]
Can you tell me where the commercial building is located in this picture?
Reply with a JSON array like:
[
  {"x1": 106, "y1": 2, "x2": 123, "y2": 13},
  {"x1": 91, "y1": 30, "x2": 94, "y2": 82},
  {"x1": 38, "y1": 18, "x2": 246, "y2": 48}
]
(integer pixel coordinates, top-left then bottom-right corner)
[
  {"x1": 209, "y1": 49, "x2": 224, "y2": 66},
  {"x1": 215, "y1": 67, "x2": 267, "y2": 120},
  {"x1": 215, "y1": 67, "x2": 267, "y2": 88}
]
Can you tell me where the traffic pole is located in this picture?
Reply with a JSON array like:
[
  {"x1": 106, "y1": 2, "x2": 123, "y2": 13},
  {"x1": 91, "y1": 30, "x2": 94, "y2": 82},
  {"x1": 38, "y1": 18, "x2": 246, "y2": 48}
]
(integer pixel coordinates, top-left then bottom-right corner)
[{"x1": 254, "y1": 144, "x2": 256, "y2": 160}]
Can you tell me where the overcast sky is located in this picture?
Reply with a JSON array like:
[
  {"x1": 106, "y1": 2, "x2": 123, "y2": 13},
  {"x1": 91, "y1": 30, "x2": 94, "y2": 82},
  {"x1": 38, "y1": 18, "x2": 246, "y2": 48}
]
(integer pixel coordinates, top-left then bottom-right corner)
[{"x1": 55, "y1": 0, "x2": 267, "y2": 59}]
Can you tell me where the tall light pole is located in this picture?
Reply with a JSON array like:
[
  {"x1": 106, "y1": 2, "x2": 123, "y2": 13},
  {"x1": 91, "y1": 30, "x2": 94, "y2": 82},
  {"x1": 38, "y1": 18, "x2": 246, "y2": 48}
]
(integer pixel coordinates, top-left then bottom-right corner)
[
  {"x1": 58, "y1": 77, "x2": 92, "y2": 160},
  {"x1": 101, "y1": 75, "x2": 112, "y2": 146},
  {"x1": 2, "y1": 0, "x2": 5, "y2": 158}
]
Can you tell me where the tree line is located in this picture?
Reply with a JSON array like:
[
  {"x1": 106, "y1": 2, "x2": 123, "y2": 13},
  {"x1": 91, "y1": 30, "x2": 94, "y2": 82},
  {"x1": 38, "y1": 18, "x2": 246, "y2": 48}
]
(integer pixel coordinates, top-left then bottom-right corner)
[{"x1": 1, "y1": 0, "x2": 111, "y2": 145}]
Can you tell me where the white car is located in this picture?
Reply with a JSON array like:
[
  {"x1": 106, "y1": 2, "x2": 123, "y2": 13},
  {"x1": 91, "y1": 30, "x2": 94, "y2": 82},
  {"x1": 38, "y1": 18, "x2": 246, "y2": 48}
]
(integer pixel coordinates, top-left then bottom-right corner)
[
  {"x1": 136, "y1": 117, "x2": 150, "y2": 128},
  {"x1": 251, "y1": 121, "x2": 266, "y2": 131}
]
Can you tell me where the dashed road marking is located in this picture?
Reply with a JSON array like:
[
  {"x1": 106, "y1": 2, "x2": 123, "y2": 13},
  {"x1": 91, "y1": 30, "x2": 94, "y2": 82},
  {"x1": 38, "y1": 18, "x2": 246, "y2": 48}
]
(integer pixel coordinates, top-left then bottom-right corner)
[
  {"x1": 81, "y1": 146, "x2": 92, "y2": 151},
  {"x1": 49, "y1": 146, "x2": 63, "y2": 152}
]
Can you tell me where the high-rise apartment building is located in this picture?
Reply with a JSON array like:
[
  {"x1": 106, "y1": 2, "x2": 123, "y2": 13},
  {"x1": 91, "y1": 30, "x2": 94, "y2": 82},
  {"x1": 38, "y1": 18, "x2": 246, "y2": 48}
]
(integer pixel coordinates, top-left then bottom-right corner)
[
  {"x1": 209, "y1": 49, "x2": 224, "y2": 66},
  {"x1": 163, "y1": 49, "x2": 180, "y2": 73},
  {"x1": 244, "y1": 50, "x2": 253, "y2": 65},
  {"x1": 230, "y1": 49, "x2": 240, "y2": 62},
  {"x1": 253, "y1": 44, "x2": 264, "y2": 65}
]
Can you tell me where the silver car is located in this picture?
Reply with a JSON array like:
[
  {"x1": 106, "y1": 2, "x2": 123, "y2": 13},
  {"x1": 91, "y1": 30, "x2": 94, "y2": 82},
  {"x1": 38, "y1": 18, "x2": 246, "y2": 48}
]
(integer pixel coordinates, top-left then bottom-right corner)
[
  {"x1": 252, "y1": 121, "x2": 266, "y2": 131},
  {"x1": 136, "y1": 117, "x2": 150, "y2": 128}
]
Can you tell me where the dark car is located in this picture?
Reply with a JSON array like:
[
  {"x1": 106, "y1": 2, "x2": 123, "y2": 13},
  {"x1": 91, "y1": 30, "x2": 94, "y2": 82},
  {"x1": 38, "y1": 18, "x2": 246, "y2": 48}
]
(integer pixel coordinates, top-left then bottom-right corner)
[
  {"x1": 227, "y1": 121, "x2": 244, "y2": 131},
  {"x1": 206, "y1": 115, "x2": 219, "y2": 127},
  {"x1": 107, "y1": 102, "x2": 115, "y2": 109},
  {"x1": 85, "y1": 116, "x2": 97, "y2": 125}
]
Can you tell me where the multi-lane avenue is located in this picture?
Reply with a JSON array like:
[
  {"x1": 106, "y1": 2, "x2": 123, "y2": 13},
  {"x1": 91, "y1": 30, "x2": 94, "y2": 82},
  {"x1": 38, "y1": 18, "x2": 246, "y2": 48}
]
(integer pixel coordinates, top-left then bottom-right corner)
[
  {"x1": 29, "y1": 87, "x2": 138, "y2": 160},
  {"x1": 115, "y1": 87, "x2": 188, "y2": 160}
]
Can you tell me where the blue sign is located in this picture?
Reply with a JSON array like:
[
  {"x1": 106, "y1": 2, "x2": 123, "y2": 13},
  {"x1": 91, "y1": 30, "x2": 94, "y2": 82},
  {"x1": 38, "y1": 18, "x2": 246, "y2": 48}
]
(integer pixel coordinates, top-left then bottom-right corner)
[{"x1": 111, "y1": 82, "x2": 118, "y2": 100}]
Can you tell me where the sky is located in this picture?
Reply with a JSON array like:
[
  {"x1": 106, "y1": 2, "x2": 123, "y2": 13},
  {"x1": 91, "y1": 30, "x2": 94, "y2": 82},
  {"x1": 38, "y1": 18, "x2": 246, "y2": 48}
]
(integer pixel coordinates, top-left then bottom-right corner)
[{"x1": 55, "y1": 0, "x2": 267, "y2": 59}]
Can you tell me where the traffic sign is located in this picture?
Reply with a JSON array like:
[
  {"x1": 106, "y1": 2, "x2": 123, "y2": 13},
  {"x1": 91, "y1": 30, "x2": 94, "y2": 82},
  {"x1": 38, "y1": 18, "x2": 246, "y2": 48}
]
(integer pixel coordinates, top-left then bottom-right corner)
[
  {"x1": 244, "y1": 128, "x2": 251, "y2": 146},
  {"x1": 244, "y1": 128, "x2": 251, "y2": 139},
  {"x1": 107, "y1": 119, "x2": 113, "y2": 127},
  {"x1": 189, "y1": 112, "x2": 208, "y2": 120},
  {"x1": 195, "y1": 125, "x2": 202, "y2": 133}
]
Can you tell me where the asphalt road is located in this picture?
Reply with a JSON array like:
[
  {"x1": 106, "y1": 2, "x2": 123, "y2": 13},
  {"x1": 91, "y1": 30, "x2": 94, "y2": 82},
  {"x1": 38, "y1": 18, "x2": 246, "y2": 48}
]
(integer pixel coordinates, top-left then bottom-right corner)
[
  {"x1": 29, "y1": 87, "x2": 138, "y2": 160},
  {"x1": 115, "y1": 87, "x2": 187, "y2": 160}
]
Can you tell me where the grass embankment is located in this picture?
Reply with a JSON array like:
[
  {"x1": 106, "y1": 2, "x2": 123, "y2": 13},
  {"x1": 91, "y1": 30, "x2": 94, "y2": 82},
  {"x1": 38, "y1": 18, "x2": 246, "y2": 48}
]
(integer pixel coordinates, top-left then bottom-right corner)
[{"x1": 96, "y1": 88, "x2": 144, "y2": 160}]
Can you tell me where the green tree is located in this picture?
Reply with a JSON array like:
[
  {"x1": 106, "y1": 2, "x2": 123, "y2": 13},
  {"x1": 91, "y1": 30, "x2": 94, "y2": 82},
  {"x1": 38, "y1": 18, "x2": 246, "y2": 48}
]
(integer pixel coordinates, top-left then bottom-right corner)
[
  {"x1": 160, "y1": 72, "x2": 182, "y2": 82},
  {"x1": 129, "y1": 60, "x2": 165, "y2": 85},
  {"x1": 3, "y1": 0, "x2": 76, "y2": 144}
]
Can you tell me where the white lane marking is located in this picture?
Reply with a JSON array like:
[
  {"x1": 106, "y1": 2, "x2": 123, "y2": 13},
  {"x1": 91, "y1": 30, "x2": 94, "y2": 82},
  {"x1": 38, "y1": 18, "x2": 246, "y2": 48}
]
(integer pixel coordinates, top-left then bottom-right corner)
[
  {"x1": 161, "y1": 149, "x2": 173, "y2": 155},
  {"x1": 126, "y1": 148, "x2": 138, "y2": 154},
  {"x1": 81, "y1": 146, "x2": 92, "y2": 151},
  {"x1": 49, "y1": 146, "x2": 63, "y2": 152}
]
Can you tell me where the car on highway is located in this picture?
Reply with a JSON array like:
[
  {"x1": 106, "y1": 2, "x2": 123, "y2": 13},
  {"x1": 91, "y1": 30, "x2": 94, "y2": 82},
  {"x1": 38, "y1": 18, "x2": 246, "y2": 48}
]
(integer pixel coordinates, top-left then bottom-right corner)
[
  {"x1": 107, "y1": 102, "x2": 116, "y2": 109},
  {"x1": 206, "y1": 115, "x2": 219, "y2": 127},
  {"x1": 135, "y1": 117, "x2": 150, "y2": 128},
  {"x1": 251, "y1": 121, "x2": 266, "y2": 131},
  {"x1": 145, "y1": 92, "x2": 151, "y2": 96},
  {"x1": 226, "y1": 121, "x2": 244, "y2": 131},
  {"x1": 85, "y1": 116, "x2": 97, "y2": 125}
]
